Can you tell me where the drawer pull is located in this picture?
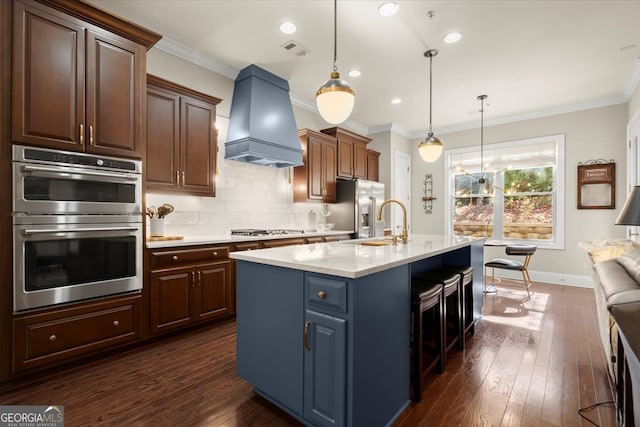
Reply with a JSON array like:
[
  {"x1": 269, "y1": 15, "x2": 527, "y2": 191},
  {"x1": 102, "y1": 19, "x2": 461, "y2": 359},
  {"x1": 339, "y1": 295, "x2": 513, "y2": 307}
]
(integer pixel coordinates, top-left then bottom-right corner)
[
  {"x1": 317, "y1": 291, "x2": 326, "y2": 300},
  {"x1": 213, "y1": 251, "x2": 218, "y2": 256},
  {"x1": 172, "y1": 255, "x2": 178, "y2": 261},
  {"x1": 304, "y1": 321, "x2": 311, "y2": 350},
  {"x1": 113, "y1": 320, "x2": 120, "y2": 327},
  {"x1": 49, "y1": 335, "x2": 57, "y2": 342}
]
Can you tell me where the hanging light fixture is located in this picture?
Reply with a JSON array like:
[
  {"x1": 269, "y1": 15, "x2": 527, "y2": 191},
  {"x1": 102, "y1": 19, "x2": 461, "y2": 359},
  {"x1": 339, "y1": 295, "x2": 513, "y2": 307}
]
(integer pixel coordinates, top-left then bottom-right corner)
[
  {"x1": 457, "y1": 94, "x2": 507, "y2": 185},
  {"x1": 316, "y1": 0, "x2": 355, "y2": 124},
  {"x1": 477, "y1": 94, "x2": 488, "y2": 183},
  {"x1": 418, "y1": 49, "x2": 444, "y2": 162}
]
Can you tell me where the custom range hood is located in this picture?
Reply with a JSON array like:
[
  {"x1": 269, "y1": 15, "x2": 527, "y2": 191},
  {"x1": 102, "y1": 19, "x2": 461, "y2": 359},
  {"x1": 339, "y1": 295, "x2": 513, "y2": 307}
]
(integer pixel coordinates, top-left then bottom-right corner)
[{"x1": 225, "y1": 64, "x2": 303, "y2": 167}]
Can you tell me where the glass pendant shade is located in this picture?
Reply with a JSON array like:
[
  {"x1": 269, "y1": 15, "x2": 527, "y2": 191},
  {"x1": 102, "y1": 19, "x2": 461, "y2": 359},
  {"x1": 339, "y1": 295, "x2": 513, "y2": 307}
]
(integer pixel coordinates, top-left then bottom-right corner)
[
  {"x1": 316, "y1": 71, "x2": 355, "y2": 124},
  {"x1": 418, "y1": 133, "x2": 444, "y2": 162}
]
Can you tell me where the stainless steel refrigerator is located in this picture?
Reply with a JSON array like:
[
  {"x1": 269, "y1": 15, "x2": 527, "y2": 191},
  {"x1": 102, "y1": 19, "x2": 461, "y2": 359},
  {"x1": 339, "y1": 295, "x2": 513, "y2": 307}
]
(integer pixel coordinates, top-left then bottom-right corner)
[{"x1": 333, "y1": 179, "x2": 386, "y2": 239}]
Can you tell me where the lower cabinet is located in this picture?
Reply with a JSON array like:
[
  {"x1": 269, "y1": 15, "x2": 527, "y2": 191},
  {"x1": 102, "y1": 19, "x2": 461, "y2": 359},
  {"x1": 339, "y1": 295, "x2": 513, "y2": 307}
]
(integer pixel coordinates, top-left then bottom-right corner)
[
  {"x1": 236, "y1": 262, "x2": 410, "y2": 427},
  {"x1": 12, "y1": 294, "x2": 142, "y2": 373},
  {"x1": 304, "y1": 310, "x2": 347, "y2": 427},
  {"x1": 149, "y1": 245, "x2": 233, "y2": 335}
]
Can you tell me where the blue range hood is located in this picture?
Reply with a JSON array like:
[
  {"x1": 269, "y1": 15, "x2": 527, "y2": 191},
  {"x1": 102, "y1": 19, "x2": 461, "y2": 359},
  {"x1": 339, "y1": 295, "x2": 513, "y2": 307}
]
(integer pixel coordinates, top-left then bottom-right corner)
[{"x1": 225, "y1": 65, "x2": 303, "y2": 167}]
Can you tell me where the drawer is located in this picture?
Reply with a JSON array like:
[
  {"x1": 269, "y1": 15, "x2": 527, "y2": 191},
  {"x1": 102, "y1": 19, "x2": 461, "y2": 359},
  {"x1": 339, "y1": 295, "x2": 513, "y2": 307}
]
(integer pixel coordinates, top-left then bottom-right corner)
[
  {"x1": 262, "y1": 238, "x2": 306, "y2": 248},
  {"x1": 306, "y1": 275, "x2": 348, "y2": 313},
  {"x1": 151, "y1": 246, "x2": 230, "y2": 268},
  {"x1": 305, "y1": 237, "x2": 325, "y2": 244},
  {"x1": 233, "y1": 242, "x2": 261, "y2": 252},
  {"x1": 323, "y1": 234, "x2": 351, "y2": 242},
  {"x1": 13, "y1": 294, "x2": 141, "y2": 373}
]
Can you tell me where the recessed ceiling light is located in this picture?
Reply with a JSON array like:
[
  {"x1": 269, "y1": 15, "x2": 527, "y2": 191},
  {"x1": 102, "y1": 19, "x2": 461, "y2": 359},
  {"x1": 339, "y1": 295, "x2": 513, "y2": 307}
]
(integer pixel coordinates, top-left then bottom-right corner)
[
  {"x1": 443, "y1": 31, "x2": 463, "y2": 44},
  {"x1": 390, "y1": 98, "x2": 402, "y2": 105},
  {"x1": 378, "y1": 2, "x2": 399, "y2": 17},
  {"x1": 348, "y1": 69, "x2": 362, "y2": 78},
  {"x1": 279, "y1": 22, "x2": 296, "y2": 34}
]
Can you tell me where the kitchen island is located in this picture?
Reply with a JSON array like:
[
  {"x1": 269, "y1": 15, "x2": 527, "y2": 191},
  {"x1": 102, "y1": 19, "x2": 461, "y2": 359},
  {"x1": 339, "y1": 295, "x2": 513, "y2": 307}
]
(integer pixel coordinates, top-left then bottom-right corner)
[{"x1": 231, "y1": 234, "x2": 485, "y2": 427}]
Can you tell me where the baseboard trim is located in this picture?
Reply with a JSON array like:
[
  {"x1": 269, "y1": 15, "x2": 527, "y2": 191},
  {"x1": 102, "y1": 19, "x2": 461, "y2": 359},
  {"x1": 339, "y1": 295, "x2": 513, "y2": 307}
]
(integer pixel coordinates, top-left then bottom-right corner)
[{"x1": 484, "y1": 269, "x2": 593, "y2": 288}]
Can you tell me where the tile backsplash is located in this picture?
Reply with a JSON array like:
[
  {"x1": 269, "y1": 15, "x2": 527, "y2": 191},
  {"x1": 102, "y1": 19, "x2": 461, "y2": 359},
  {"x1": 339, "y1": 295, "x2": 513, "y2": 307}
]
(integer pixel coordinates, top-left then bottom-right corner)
[{"x1": 146, "y1": 160, "x2": 323, "y2": 237}]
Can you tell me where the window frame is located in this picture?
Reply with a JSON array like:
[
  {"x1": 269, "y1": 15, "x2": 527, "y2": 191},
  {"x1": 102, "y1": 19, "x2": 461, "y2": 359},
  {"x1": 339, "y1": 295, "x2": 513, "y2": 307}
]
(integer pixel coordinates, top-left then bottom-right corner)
[{"x1": 444, "y1": 134, "x2": 565, "y2": 250}]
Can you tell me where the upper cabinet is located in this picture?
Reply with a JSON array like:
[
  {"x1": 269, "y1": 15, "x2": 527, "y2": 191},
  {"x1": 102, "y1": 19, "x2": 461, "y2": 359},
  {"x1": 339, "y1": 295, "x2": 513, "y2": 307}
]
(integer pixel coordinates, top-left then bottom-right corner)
[
  {"x1": 367, "y1": 149, "x2": 380, "y2": 182},
  {"x1": 11, "y1": 0, "x2": 161, "y2": 159},
  {"x1": 321, "y1": 126, "x2": 371, "y2": 180},
  {"x1": 146, "y1": 75, "x2": 221, "y2": 197},
  {"x1": 294, "y1": 129, "x2": 337, "y2": 203}
]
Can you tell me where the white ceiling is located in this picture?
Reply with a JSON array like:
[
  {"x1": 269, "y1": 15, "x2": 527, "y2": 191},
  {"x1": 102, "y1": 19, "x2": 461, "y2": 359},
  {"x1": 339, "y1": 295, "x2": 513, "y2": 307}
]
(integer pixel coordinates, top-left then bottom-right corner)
[{"x1": 90, "y1": 0, "x2": 640, "y2": 138}]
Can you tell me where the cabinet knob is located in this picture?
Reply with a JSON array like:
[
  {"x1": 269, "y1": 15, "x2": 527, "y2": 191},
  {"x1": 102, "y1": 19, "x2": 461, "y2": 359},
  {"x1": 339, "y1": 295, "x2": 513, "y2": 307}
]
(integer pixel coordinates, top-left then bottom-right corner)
[
  {"x1": 317, "y1": 291, "x2": 326, "y2": 300},
  {"x1": 172, "y1": 255, "x2": 178, "y2": 261},
  {"x1": 213, "y1": 251, "x2": 218, "y2": 256},
  {"x1": 113, "y1": 320, "x2": 120, "y2": 327},
  {"x1": 49, "y1": 335, "x2": 57, "y2": 342}
]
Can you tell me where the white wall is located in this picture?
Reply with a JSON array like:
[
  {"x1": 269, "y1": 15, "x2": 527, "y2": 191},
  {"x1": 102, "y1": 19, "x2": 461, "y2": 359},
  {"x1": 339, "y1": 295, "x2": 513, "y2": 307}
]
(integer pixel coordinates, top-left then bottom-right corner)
[
  {"x1": 629, "y1": 78, "x2": 640, "y2": 121},
  {"x1": 410, "y1": 103, "x2": 629, "y2": 282},
  {"x1": 146, "y1": 49, "x2": 332, "y2": 236}
]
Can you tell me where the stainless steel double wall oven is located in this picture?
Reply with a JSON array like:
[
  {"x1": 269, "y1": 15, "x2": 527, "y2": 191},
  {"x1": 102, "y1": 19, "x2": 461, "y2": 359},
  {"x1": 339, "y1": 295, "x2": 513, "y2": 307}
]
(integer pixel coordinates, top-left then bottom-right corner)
[{"x1": 12, "y1": 145, "x2": 143, "y2": 312}]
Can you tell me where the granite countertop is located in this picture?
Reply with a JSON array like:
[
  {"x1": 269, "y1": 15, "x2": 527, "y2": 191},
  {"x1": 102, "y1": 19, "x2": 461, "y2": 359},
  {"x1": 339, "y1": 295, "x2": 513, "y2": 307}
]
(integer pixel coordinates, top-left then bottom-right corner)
[
  {"x1": 230, "y1": 234, "x2": 485, "y2": 278},
  {"x1": 145, "y1": 230, "x2": 354, "y2": 249}
]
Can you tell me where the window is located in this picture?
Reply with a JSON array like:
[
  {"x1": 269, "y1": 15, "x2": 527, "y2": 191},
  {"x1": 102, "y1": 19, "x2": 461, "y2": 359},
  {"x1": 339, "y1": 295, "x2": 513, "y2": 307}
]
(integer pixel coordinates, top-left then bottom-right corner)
[{"x1": 444, "y1": 134, "x2": 565, "y2": 249}]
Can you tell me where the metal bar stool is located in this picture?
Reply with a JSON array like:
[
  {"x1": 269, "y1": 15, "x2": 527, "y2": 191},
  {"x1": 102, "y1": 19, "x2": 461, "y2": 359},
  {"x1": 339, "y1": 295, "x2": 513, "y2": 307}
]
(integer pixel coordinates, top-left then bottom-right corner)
[
  {"x1": 410, "y1": 279, "x2": 444, "y2": 402},
  {"x1": 441, "y1": 265, "x2": 475, "y2": 338},
  {"x1": 484, "y1": 244, "x2": 537, "y2": 299},
  {"x1": 414, "y1": 270, "x2": 463, "y2": 354}
]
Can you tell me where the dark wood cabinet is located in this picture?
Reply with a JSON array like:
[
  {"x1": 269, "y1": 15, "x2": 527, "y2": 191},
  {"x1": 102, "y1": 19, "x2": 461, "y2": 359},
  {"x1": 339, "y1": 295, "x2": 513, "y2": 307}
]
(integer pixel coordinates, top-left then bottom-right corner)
[
  {"x1": 321, "y1": 126, "x2": 371, "y2": 180},
  {"x1": 11, "y1": 0, "x2": 159, "y2": 158},
  {"x1": 149, "y1": 245, "x2": 233, "y2": 335},
  {"x1": 294, "y1": 129, "x2": 337, "y2": 203},
  {"x1": 367, "y1": 149, "x2": 380, "y2": 182},
  {"x1": 13, "y1": 294, "x2": 142, "y2": 373},
  {"x1": 146, "y1": 75, "x2": 221, "y2": 196}
]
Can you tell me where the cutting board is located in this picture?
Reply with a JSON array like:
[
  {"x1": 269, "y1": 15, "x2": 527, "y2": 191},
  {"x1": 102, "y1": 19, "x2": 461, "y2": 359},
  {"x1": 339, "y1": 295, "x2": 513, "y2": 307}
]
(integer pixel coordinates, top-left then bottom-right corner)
[
  {"x1": 360, "y1": 240, "x2": 392, "y2": 246},
  {"x1": 147, "y1": 235, "x2": 184, "y2": 242}
]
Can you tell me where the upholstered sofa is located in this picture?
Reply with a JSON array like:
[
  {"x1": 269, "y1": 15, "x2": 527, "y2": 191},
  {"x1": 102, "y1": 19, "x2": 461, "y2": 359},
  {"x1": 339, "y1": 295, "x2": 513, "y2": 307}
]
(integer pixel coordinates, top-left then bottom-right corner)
[{"x1": 578, "y1": 238, "x2": 640, "y2": 380}]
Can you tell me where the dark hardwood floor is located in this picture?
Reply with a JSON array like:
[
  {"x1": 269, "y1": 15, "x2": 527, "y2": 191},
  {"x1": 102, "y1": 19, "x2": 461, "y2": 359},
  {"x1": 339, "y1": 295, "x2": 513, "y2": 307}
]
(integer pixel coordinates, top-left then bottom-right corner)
[{"x1": 0, "y1": 281, "x2": 616, "y2": 427}]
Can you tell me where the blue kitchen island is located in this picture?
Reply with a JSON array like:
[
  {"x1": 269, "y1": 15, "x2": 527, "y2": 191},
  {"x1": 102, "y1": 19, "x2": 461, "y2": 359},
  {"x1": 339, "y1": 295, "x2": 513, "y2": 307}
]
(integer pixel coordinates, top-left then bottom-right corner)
[{"x1": 231, "y1": 234, "x2": 485, "y2": 427}]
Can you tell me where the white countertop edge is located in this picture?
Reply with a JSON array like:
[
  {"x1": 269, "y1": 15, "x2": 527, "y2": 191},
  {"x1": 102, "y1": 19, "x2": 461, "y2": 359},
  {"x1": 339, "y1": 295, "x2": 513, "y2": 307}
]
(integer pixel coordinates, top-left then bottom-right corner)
[
  {"x1": 230, "y1": 235, "x2": 485, "y2": 279},
  {"x1": 145, "y1": 230, "x2": 354, "y2": 249}
]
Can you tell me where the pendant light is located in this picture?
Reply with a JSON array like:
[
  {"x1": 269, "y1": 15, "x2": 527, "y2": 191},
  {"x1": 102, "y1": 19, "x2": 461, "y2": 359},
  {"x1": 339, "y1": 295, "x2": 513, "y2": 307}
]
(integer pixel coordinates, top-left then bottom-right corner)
[
  {"x1": 316, "y1": 0, "x2": 355, "y2": 124},
  {"x1": 418, "y1": 49, "x2": 444, "y2": 162},
  {"x1": 477, "y1": 94, "x2": 488, "y2": 183}
]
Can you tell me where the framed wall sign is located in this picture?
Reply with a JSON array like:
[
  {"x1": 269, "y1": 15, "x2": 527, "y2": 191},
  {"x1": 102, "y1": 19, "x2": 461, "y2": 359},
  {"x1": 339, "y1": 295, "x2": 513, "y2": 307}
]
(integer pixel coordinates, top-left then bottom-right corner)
[{"x1": 577, "y1": 160, "x2": 615, "y2": 209}]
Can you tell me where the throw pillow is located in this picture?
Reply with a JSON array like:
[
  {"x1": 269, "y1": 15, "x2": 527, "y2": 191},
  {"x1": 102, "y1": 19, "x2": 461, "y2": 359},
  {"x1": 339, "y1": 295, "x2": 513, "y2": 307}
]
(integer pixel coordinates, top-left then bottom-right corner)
[
  {"x1": 589, "y1": 245, "x2": 634, "y2": 264},
  {"x1": 617, "y1": 249, "x2": 640, "y2": 284}
]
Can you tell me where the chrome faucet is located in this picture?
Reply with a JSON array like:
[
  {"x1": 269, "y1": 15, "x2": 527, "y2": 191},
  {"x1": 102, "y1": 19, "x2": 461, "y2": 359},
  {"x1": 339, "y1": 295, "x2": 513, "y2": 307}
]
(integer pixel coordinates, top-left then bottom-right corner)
[{"x1": 376, "y1": 199, "x2": 408, "y2": 244}]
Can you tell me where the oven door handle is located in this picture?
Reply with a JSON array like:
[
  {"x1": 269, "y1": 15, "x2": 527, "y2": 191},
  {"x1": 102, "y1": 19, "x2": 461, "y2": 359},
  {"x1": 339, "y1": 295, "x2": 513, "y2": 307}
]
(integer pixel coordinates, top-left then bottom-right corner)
[
  {"x1": 21, "y1": 164, "x2": 139, "y2": 181},
  {"x1": 22, "y1": 227, "x2": 140, "y2": 235}
]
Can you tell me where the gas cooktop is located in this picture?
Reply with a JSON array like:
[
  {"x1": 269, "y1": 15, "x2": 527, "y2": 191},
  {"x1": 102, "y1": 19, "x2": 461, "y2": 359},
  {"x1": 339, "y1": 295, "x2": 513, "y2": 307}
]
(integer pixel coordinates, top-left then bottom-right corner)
[{"x1": 230, "y1": 229, "x2": 305, "y2": 237}]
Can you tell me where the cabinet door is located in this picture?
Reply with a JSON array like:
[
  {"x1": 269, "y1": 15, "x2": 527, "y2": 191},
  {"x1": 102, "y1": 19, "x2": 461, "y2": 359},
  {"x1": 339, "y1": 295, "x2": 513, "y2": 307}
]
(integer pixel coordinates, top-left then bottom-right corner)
[
  {"x1": 366, "y1": 149, "x2": 380, "y2": 182},
  {"x1": 307, "y1": 135, "x2": 325, "y2": 201},
  {"x1": 146, "y1": 85, "x2": 180, "y2": 191},
  {"x1": 336, "y1": 138, "x2": 354, "y2": 179},
  {"x1": 180, "y1": 96, "x2": 216, "y2": 196},
  {"x1": 194, "y1": 261, "x2": 233, "y2": 321},
  {"x1": 322, "y1": 139, "x2": 338, "y2": 202},
  {"x1": 304, "y1": 310, "x2": 347, "y2": 427},
  {"x1": 150, "y1": 266, "x2": 194, "y2": 334},
  {"x1": 12, "y1": 1, "x2": 85, "y2": 150},
  {"x1": 353, "y1": 141, "x2": 368, "y2": 179},
  {"x1": 85, "y1": 29, "x2": 142, "y2": 158}
]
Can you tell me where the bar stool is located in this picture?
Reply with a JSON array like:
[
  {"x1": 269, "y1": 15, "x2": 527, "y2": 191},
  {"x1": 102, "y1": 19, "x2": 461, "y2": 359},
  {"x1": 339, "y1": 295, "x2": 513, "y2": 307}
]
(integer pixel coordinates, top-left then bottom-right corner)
[
  {"x1": 410, "y1": 279, "x2": 444, "y2": 402},
  {"x1": 415, "y1": 270, "x2": 463, "y2": 354},
  {"x1": 441, "y1": 265, "x2": 475, "y2": 338}
]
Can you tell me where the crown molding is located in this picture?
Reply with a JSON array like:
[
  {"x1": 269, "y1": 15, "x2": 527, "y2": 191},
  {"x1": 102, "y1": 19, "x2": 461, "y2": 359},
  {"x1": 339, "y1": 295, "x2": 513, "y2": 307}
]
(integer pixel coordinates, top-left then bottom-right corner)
[
  {"x1": 623, "y1": 58, "x2": 640, "y2": 101},
  {"x1": 154, "y1": 37, "x2": 239, "y2": 80}
]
